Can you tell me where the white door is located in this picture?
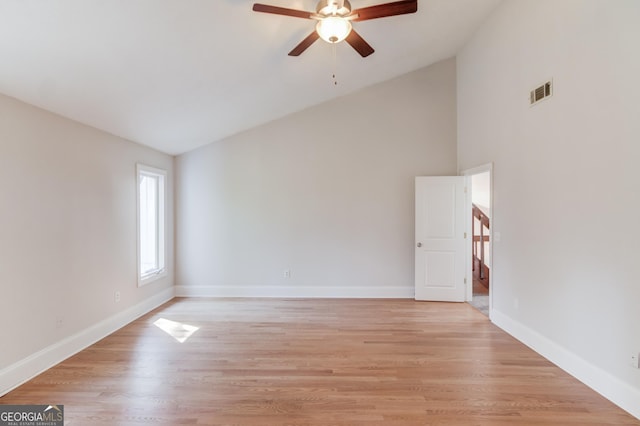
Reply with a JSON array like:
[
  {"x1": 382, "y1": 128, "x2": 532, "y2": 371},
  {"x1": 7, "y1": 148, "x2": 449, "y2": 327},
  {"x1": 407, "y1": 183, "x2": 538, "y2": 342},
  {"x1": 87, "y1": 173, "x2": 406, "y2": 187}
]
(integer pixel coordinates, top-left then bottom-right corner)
[{"x1": 415, "y1": 176, "x2": 467, "y2": 301}]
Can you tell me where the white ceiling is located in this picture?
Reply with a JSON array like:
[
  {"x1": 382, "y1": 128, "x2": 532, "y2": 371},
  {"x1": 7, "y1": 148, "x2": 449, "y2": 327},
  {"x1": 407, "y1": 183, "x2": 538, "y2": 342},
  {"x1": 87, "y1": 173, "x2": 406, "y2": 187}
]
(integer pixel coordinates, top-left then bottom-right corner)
[{"x1": 0, "y1": 0, "x2": 501, "y2": 155}]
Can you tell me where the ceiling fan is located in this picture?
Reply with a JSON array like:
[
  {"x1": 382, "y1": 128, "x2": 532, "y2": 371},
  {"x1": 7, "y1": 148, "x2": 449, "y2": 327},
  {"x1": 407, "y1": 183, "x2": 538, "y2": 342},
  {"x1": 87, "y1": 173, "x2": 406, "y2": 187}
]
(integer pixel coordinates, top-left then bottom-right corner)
[{"x1": 252, "y1": 0, "x2": 418, "y2": 57}]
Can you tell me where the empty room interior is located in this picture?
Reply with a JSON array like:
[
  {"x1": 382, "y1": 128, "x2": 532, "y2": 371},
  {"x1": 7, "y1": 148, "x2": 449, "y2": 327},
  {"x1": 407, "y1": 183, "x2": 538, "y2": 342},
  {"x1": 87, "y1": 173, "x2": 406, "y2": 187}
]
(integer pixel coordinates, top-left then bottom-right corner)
[{"x1": 1, "y1": 0, "x2": 639, "y2": 424}]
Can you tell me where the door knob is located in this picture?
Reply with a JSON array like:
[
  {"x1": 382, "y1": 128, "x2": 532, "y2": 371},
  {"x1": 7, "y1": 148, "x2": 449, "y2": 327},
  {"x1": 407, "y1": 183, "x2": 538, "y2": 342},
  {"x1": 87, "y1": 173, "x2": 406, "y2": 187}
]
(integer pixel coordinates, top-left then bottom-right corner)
[{"x1": 417, "y1": 242, "x2": 422, "y2": 247}]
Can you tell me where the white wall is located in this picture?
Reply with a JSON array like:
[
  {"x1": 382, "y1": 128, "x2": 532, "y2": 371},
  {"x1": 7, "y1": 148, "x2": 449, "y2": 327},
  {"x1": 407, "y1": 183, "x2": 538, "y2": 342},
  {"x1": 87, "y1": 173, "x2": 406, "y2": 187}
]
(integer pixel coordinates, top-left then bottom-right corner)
[
  {"x1": 0, "y1": 93, "x2": 174, "y2": 390},
  {"x1": 458, "y1": 0, "x2": 640, "y2": 417},
  {"x1": 471, "y1": 171, "x2": 491, "y2": 215},
  {"x1": 176, "y1": 58, "x2": 457, "y2": 297}
]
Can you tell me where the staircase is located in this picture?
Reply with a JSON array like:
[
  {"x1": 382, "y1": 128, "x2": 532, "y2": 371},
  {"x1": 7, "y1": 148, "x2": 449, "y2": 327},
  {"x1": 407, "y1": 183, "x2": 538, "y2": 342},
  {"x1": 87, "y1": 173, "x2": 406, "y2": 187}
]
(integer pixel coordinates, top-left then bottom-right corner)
[{"x1": 472, "y1": 204, "x2": 490, "y2": 289}]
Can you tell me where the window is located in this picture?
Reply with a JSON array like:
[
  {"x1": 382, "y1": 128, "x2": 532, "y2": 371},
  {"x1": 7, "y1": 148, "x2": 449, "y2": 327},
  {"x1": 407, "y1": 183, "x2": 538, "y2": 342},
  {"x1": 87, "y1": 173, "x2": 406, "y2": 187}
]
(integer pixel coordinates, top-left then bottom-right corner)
[{"x1": 137, "y1": 164, "x2": 166, "y2": 286}]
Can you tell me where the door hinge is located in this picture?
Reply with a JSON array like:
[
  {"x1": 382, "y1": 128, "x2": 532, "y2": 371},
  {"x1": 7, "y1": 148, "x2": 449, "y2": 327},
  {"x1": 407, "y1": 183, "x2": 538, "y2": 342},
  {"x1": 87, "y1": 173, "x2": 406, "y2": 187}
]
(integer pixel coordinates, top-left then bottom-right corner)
[
  {"x1": 464, "y1": 186, "x2": 468, "y2": 193},
  {"x1": 464, "y1": 232, "x2": 467, "y2": 239},
  {"x1": 464, "y1": 277, "x2": 467, "y2": 284}
]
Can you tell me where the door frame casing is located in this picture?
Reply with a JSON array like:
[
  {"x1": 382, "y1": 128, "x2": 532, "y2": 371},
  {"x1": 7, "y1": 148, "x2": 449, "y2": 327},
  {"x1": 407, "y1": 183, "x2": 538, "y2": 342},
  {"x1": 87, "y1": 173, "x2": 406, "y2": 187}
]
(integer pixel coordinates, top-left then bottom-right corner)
[{"x1": 461, "y1": 163, "x2": 494, "y2": 315}]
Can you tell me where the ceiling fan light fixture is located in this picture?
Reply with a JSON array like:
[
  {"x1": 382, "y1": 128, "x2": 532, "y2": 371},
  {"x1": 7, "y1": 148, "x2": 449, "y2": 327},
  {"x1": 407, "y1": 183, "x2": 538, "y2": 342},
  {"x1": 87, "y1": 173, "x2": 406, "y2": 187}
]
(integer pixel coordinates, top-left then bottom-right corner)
[
  {"x1": 316, "y1": 16, "x2": 352, "y2": 43},
  {"x1": 252, "y1": 0, "x2": 417, "y2": 57}
]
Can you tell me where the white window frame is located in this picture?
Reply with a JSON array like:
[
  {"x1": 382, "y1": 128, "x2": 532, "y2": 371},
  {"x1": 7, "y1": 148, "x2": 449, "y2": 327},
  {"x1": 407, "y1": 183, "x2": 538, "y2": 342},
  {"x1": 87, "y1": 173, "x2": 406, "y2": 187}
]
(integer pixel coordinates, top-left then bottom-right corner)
[{"x1": 136, "y1": 163, "x2": 167, "y2": 286}]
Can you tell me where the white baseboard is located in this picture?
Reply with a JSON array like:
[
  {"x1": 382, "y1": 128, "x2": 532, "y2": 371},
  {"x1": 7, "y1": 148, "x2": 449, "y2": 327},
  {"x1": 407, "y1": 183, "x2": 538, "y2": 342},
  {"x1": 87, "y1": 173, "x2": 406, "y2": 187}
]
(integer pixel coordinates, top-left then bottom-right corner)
[
  {"x1": 491, "y1": 309, "x2": 640, "y2": 420},
  {"x1": 175, "y1": 285, "x2": 414, "y2": 299},
  {"x1": 0, "y1": 287, "x2": 175, "y2": 397}
]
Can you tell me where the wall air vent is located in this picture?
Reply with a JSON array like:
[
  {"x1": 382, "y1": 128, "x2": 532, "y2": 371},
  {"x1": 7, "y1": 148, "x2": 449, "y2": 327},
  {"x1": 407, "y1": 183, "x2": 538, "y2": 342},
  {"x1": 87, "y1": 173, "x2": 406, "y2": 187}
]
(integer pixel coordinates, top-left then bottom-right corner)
[{"x1": 530, "y1": 80, "x2": 552, "y2": 106}]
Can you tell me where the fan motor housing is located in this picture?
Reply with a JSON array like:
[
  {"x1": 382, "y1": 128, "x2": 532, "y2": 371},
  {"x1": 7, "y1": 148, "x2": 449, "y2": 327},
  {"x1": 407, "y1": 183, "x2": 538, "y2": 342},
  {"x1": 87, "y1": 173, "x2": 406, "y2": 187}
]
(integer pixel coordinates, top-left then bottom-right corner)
[{"x1": 316, "y1": 0, "x2": 352, "y2": 16}]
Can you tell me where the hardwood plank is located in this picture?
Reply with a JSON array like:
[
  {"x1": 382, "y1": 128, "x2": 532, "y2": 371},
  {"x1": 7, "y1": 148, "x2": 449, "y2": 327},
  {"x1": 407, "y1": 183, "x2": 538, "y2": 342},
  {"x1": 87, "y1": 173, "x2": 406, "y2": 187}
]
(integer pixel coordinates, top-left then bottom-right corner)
[{"x1": 2, "y1": 298, "x2": 638, "y2": 425}]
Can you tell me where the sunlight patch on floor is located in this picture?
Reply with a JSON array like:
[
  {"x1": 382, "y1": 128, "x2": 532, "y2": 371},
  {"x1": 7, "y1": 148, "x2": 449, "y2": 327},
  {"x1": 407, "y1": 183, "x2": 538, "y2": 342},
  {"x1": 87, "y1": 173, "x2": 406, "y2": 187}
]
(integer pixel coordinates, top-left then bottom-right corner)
[{"x1": 153, "y1": 318, "x2": 199, "y2": 343}]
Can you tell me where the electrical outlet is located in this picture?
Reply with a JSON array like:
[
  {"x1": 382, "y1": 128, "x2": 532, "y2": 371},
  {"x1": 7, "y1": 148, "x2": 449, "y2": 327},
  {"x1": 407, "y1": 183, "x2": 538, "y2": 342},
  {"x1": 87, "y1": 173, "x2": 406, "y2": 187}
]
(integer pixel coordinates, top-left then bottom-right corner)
[
  {"x1": 55, "y1": 316, "x2": 63, "y2": 329},
  {"x1": 632, "y1": 352, "x2": 640, "y2": 369},
  {"x1": 114, "y1": 291, "x2": 121, "y2": 303},
  {"x1": 284, "y1": 269, "x2": 291, "y2": 279}
]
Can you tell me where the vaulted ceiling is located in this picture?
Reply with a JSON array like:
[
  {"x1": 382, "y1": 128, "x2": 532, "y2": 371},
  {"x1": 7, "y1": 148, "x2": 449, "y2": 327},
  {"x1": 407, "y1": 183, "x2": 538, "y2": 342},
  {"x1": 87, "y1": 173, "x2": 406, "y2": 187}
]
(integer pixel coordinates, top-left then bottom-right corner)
[{"x1": 0, "y1": 0, "x2": 501, "y2": 155}]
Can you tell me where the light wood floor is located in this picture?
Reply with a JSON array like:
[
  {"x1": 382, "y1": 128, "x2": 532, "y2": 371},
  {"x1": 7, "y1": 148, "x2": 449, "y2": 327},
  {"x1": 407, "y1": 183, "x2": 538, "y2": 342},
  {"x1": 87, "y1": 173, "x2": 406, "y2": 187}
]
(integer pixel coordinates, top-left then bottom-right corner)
[{"x1": 2, "y1": 298, "x2": 638, "y2": 425}]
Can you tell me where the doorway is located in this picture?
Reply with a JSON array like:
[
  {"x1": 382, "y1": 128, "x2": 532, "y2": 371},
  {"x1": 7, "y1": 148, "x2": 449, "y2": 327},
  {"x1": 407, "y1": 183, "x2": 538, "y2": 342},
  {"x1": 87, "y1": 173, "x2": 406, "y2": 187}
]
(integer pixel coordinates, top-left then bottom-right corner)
[{"x1": 463, "y1": 165, "x2": 492, "y2": 317}]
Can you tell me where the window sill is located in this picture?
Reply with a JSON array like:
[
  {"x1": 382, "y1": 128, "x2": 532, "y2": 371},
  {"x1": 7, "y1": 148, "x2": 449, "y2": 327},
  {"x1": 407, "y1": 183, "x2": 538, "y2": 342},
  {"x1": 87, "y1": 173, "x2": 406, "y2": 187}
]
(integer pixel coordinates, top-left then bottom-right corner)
[{"x1": 138, "y1": 270, "x2": 167, "y2": 287}]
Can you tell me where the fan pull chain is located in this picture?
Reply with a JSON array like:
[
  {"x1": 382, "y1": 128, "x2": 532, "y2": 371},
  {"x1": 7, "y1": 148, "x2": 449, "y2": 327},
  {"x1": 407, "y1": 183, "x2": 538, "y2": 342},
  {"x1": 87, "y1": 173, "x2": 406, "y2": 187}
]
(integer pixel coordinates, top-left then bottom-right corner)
[{"x1": 332, "y1": 44, "x2": 338, "y2": 86}]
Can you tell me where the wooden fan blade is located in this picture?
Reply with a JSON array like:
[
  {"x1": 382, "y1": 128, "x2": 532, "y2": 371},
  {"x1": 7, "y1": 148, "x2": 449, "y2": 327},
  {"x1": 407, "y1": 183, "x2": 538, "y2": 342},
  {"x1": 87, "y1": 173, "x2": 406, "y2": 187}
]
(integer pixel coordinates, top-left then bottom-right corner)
[
  {"x1": 345, "y1": 29, "x2": 374, "y2": 57},
  {"x1": 252, "y1": 3, "x2": 313, "y2": 19},
  {"x1": 288, "y1": 31, "x2": 320, "y2": 56},
  {"x1": 351, "y1": 0, "x2": 417, "y2": 22}
]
